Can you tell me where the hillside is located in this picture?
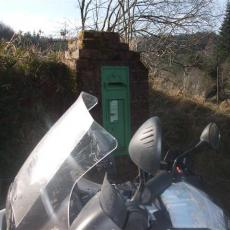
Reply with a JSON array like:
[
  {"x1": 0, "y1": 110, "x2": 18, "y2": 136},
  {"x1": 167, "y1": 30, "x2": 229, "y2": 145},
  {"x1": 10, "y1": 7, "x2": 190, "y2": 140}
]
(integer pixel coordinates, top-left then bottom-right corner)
[
  {"x1": 148, "y1": 84, "x2": 230, "y2": 211},
  {"x1": 138, "y1": 32, "x2": 230, "y2": 102}
]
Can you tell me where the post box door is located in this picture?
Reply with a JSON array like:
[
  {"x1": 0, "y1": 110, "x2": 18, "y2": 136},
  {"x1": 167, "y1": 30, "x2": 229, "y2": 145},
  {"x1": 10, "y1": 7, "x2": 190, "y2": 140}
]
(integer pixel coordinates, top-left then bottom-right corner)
[{"x1": 101, "y1": 66, "x2": 131, "y2": 156}]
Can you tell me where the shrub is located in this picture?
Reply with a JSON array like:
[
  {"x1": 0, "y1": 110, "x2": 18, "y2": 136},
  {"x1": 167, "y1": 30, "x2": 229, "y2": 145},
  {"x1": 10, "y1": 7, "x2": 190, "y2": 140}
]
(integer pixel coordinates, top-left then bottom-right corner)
[{"x1": 0, "y1": 40, "x2": 77, "y2": 178}]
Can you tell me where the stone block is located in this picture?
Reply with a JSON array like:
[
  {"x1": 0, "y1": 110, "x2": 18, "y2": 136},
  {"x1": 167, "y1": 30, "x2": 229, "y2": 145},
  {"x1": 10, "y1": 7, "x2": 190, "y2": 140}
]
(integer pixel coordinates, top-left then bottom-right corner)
[
  {"x1": 118, "y1": 51, "x2": 130, "y2": 60},
  {"x1": 80, "y1": 31, "x2": 120, "y2": 45},
  {"x1": 76, "y1": 59, "x2": 98, "y2": 70},
  {"x1": 81, "y1": 31, "x2": 96, "y2": 39},
  {"x1": 129, "y1": 51, "x2": 140, "y2": 60},
  {"x1": 119, "y1": 43, "x2": 129, "y2": 51},
  {"x1": 82, "y1": 38, "x2": 120, "y2": 50},
  {"x1": 78, "y1": 49, "x2": 101, "y2": 59},
  {"x1": 102, "y1": 32, "x2": 119, "y2": 42},
  {"x1": 82, "y1": 39, "x2": 101, "y2": 49}
]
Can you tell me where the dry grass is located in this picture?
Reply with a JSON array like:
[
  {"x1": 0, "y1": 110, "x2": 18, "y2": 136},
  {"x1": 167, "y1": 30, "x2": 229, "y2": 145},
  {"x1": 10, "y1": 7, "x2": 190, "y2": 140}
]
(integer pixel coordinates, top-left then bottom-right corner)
[{"x1": 148, "y1": 85, "x2": 230, "y2": 212}]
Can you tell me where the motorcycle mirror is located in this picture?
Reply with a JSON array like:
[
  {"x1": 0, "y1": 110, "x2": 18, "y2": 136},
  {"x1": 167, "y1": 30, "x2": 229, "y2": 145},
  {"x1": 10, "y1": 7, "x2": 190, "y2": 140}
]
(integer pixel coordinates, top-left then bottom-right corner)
[
  {"x1": 200, "y1": 123, "x2": 221, "y2": 151},
  {"x1": 128, "y1": 117, "x2": 162, "y2": 175}
]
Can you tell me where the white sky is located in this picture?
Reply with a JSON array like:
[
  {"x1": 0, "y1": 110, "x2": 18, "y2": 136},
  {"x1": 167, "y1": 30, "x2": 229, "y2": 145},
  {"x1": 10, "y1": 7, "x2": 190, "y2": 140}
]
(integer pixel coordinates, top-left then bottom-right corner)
[
  {"x1": 0, "y1": 0, "x2": 228, "y2": 37},
  {"x1": 0, "y1": 0, "x2": 80, "y2": 37}
]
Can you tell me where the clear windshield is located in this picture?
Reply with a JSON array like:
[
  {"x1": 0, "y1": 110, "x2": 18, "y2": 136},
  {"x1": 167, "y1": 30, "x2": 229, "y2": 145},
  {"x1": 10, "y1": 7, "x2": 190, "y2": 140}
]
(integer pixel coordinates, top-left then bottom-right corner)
[{"x1": 8, "y1": 92, "x2": 117, "y2": 230}]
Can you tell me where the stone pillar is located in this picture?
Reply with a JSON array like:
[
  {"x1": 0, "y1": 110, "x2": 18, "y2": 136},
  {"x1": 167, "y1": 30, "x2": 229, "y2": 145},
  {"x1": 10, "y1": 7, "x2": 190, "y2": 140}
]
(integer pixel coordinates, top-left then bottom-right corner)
[{"x1": 75, "y1": 31, "x2": 149, "y2": 134}]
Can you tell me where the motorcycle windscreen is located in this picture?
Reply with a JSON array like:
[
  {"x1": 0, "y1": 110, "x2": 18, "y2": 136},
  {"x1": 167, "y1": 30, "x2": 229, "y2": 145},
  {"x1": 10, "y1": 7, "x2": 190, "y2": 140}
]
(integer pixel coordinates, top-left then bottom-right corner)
[{"x1": 7, "y1": 92, "x2": 117, "y2": 230}]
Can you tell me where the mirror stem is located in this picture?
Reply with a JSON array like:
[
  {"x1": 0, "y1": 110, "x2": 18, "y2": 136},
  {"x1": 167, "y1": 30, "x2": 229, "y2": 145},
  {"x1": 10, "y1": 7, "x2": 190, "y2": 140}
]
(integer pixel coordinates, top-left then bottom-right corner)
[
  {"x1": 172, "y1": 141, "x2": 203, "y2": 175},
  {"x1": 131, "y1": 168, "x2": 145, "y2": 203}
]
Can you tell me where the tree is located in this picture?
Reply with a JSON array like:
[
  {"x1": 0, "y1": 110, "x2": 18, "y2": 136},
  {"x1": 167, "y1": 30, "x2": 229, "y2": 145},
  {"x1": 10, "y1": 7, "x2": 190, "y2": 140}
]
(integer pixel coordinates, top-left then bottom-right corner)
[
  {"x1": 77, "y1": 0, "x2": 94, "y2": 31},
  {"x1": 0, "y1": 22, "x2": 14, "y2": 40},
  {"x1": 218, "y1": 1, "x2": 230, "y2": 61},
  {"x1": 76, "y1": 0, "x2": 215, "y2": 43},
  {"x1": 217, "y1": 1, "x2": 230, "y2": 99}
]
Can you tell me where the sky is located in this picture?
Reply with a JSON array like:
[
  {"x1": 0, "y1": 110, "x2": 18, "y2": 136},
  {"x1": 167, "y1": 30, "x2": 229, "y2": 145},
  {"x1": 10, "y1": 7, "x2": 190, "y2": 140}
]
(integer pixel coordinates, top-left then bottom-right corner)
[
  {"x1": 0, "y1": 0, "x2": 228, "y2": 37},
  {"x1": 0, "y1": 0, "x2": 80, "y2": 37}
]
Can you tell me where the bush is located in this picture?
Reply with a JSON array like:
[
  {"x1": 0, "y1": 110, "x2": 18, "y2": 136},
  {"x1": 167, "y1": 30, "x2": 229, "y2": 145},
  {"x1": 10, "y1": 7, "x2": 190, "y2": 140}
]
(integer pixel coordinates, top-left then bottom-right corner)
[{"x1": 0, "y1": 41, "x2": 77, "y2": 178}]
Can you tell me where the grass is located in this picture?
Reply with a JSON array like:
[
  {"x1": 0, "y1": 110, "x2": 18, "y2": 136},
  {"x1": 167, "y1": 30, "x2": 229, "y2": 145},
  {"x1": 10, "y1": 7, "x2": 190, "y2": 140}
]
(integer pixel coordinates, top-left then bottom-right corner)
[{"x1": 148, "y1": 85, "x2": 230, "y2": 211}]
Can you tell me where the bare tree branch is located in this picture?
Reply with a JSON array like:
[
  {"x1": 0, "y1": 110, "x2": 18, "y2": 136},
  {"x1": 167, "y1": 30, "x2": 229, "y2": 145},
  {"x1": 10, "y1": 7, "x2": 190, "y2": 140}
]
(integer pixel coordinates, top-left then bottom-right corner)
[{"x1": 77, "y1": 0, "x2": 216, "y2": 43}]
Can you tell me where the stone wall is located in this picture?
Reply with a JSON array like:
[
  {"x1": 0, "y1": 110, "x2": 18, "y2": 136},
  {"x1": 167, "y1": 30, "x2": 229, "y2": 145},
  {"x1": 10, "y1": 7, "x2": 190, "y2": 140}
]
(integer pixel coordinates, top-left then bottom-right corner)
[{"x1": 73, "y1": 31, "x2": 149, "y2": 134}]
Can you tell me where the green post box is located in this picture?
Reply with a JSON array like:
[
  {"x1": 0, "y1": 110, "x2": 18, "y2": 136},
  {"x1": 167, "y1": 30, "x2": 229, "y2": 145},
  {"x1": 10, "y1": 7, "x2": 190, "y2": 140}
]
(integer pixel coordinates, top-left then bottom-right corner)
[{"x1": 101, "y1": 66, "x2": 131, "y2": 156}]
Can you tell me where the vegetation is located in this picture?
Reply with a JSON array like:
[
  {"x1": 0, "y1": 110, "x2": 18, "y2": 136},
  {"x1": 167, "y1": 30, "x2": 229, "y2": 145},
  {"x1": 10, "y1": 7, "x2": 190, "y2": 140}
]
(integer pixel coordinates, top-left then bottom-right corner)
[
  {"x1": 0, "y1": 34, "x2": 77, "y2": 182},
  {"x1": 0, "y1": 22, "x2": 67, "y2": 52},
  {"x1": 0, "y1": 24, "x2": 76, "y2": 206},
  {"x1": 138, "y1": 32, "x2": 219, "y2": 101},
  {"x1": 148, "y1": 88, "x2": 230, "y2": 212},
  {"x1": 216, "y1": 2, "x2": 230, "y2": 98},
  {"x1": 0, "y1": 6, "x2": 229, "y2": 210},
  {"x1": 218, "y1": 1, "x2": 230, "y2": 62},
  {"x1": 0, "y1": 23, "x2": 14, "y2": 41},
  {"x1": 15, "y1": 31, "x2": 68, "y2": 52}
]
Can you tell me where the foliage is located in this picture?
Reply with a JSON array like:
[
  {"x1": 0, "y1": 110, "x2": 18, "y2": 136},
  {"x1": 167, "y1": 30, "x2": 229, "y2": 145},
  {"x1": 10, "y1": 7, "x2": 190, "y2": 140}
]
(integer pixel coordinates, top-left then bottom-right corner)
[
  {"x1": 140, "y1": 32, "x2": 218, "y2": 75},
  {"x1": 221, "y1": 56, "x2": 230, "y2": 96},
  {"x1": 0, "y1": 21, "x2": 67, "y2": 52},
  {"x1": 141, "y1": 32, "x2": 219, "y2": 100},
  {"x1": 0, "y1": 41, "x2": 77, "y2": 179},
  {"x1": 216, "y1": 2, "x2": 230, "y2": 98},
  {"x1": 16, "y1": 31, "x2": 68, "y2": 52},
  {"x1": 218, "y1": 1, "x2": 230, "y2": 61}
]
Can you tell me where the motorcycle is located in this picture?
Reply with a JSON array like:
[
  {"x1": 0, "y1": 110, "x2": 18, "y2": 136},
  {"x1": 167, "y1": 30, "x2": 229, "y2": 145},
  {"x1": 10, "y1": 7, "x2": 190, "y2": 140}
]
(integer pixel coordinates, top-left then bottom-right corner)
[{"x1": 0, "y1": 92, "x2": 229, "y2": 229}]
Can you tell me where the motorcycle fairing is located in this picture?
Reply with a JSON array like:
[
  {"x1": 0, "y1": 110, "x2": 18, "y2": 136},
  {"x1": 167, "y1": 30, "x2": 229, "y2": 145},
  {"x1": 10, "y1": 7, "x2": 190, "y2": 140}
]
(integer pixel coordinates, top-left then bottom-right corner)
[
  {"x1": 7, "y1": 92, "x2": 117, "y2": 230},
  {"x1": 161, "y1": 181, "x2": 226, "y2": 229},
  {"x1": 70, "y1": 175, "x2": 126, "y2": 230},
  {"x1": 0, "y1": 209, "x2": 5, "y2": 230}
]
